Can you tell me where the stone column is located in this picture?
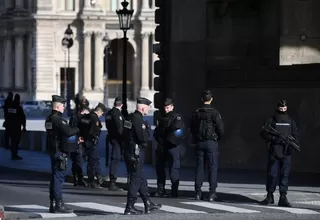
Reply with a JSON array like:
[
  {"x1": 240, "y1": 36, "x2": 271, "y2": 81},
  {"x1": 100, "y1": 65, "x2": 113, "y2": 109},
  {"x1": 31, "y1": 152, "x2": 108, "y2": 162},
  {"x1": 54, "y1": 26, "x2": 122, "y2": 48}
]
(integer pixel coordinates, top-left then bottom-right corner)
[
  {"x1": 142, "y1": 0, "x2": 149, "y2": 10},
  {"x1": 141, "y1": 33, "x2": 149, "y2": 90},
  {"x1": 5, "y1": 0, "x2": 12, "y2": 9},
  {"x1": 27, "y1": 33, "x2": 33, "y2": 96},
  {"x1": 118, "y1": 0, "x2": 122, "y2": 9},
  {"x1": 132, "y1": 0, "x2": 138, "y2": 15},
  {"x1": 152, "y1": 0, "x2": 156, "y2": 9},
  {"x1": 84, "y1": 0, "x2": 91, "y2": 8},
  {"x1": 94, "y1": 32, "x2": 104, "y2": 91},
  {"x1": 4, "y1": 37, "x2": 13, "y2": 88},
  {"x1": 151, "y1": 34, "x2": 158, "y2": 90},
  {"x1": 15, "y1": 34, "x2": 24, "y2": 89},
  {"x1": 65, "y1": 0, "x2": 74, "y2": 10},
  {"x1": 83, "y1": 32, "x2": 92, "y2": 91},
  {"x1": 15, "y1": 0, "x2": 24, "y2": 8}
]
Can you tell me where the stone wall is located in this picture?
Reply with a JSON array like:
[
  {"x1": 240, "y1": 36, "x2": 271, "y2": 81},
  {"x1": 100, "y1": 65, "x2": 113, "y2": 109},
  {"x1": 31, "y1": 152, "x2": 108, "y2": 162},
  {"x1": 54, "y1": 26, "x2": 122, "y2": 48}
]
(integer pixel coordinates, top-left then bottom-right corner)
[{"x1": 166, "y1": 0, "x2": 320, "y2": 174}]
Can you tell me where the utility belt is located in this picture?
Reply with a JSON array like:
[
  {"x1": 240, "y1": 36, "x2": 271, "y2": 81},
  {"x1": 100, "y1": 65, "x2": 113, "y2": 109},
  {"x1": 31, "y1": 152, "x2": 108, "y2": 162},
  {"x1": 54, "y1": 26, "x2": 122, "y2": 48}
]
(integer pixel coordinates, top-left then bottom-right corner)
[
  {"x1": 84, "y1": 135, "x2": 99, "y2": 147},
  {"x1": 197, "y1": 133, "x2": 218, "y2": 142}
]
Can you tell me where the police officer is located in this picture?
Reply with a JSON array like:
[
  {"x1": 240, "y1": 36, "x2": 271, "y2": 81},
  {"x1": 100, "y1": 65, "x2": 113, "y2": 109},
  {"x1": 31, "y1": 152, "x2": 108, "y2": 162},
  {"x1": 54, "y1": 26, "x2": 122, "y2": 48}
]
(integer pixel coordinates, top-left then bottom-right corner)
[
  {"x1": 80, "y1": 103, "x2": 107, "y2": 188},
  {"x1": 6, "y1": 94, "x2": 26, "y2": 160},
  {"x1": 190, "y1": 90, "x2": 224, "y2": 201},
  {"x1": 260, "y1": 100, "x2": 299, "y2": 207},
  {"x1": 123, "y1": 97, "x2": 161, "y2": 215},
  {"x1": 153, "y1": 98, "x2": 184, "y2": 197},
  {"x1": 69, "y1": 106, "x2": 90, "y2": 187},
  {"x1": 105, "y1": 97, "x2": 124, "y2": 191},
  {"x1": 45, "y1": 95, "x2": 82, "y2": 213}
]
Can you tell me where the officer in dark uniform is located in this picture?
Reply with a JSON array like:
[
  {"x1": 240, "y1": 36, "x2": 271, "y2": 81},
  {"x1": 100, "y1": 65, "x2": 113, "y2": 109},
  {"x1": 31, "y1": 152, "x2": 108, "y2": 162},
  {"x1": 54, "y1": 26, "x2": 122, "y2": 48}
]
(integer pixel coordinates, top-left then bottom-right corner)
[
  {"x1": 123, "y1": 97, "x2": 161, "y2": 215},
  {"x1": 6, "y1": 94, "x2": 26, "y2": 160},
  {"x1": 190, "y1": 90, "x2": 224, "y2": 202},
  {"x1": 45, "y1": 95, "x2": 82, "y2": 213},
  {"x1": 105, "y1": 97, "x2": 124, "y2": 191},
  {"x1": 80, "y1": 103, "x2": 107, "y2": 188},
  {"x1": 3, "y1": 92, "x2": 13, "y2": 150},
  {"x1": 69, "y1": 107, "x2": 90, "y2": 187},
  {"x1": 153, "y1": 98, "x2": 185, "y2": 197},
  {"x1": 260, "y1": 100, "x2": 299, "y2": 207}
]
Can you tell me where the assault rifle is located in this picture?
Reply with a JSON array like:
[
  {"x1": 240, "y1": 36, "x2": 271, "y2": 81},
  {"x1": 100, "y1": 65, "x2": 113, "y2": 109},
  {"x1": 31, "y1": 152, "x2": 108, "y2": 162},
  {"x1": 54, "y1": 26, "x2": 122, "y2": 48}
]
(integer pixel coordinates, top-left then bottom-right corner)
[{"x1": 263, "y1": 125, "x2": 301, "y2": 152}]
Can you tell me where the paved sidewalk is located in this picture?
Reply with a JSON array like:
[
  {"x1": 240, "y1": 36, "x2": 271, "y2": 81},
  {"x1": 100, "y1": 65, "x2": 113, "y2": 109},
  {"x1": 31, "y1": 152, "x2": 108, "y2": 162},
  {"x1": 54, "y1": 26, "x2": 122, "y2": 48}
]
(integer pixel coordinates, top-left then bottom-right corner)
[{"x1": 1, "y1": 147, "x2": 320, "y2": 203}]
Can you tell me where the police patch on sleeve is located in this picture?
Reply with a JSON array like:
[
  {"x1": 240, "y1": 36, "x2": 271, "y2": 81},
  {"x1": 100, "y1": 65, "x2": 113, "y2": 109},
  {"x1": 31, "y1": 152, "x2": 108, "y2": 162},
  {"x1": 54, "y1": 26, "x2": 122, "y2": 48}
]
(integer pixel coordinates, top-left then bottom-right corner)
[
  {"x1": 119, "y1": 116, "x2": 123, "y2": 120},
  {"x1": 142, "y1": 124, "x2": 146, "y2": 129},
  {"x1": 176, "y1": 116, "x2": 181, "y2": 120}
]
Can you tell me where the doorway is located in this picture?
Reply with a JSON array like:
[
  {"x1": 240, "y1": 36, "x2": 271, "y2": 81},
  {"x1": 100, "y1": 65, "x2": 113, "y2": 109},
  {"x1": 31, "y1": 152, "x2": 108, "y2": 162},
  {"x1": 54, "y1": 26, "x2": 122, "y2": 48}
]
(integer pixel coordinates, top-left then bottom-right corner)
[{"x1": 60, "y1": 68, "x2": 75, "y2": 101}]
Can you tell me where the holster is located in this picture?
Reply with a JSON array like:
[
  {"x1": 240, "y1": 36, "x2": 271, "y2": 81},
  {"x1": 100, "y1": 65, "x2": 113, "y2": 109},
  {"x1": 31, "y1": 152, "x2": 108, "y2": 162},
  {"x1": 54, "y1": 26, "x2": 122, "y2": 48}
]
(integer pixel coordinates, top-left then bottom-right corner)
[{"x1": 55, "y1": 153, "x2": 68, "y2": 171}]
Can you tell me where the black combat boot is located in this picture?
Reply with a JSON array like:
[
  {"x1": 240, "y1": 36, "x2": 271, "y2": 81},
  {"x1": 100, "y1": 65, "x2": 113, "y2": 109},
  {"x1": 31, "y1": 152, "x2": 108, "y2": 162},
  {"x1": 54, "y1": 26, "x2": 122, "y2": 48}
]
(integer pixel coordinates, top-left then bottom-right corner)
[
  {"x1": 195, "y1": 191, "x2": 203, "y2": 200},
  {"x1": 72, "y1": 173, "x2": 78, "y2": 186},
  {"x1": 55, "y1": 200, "x2": 73, "y2": 213},
  {"x1": 153, "y1": 184, "x2": 166, "y2": 197},
  {"x1": 169, "y1": 183, "x2": 179, "y2": 198},
  {"x1": 77, "y1": 175, "x2": 88, "y2": 187},
  {"x1": 260, "y1": 192, "x2": 274, "y2": 205},
  {"x1": 278, "y1": 194, "x2": 292, "y2": 207},
  {"x1": 142, "y1": 198, "x2": 162, "y2": 214},
  {"x1": 96, "y1": 175, "x2": 105, "y2": 186},
  {"x1": 124, "y1": 199, "x2": 143, "y2": 215},
  {"x1": 49, "y1": 199, "x2": 55, "y2": 213},
  {"x1": 108, "y1": 181, "x2": 121, "y2": 191},
  {"x1": 208, "y1": 191, "x2": 218, "y2": 202},
  {"x1": 88, "y1": 179, "x2": 99, "y2": 188}
]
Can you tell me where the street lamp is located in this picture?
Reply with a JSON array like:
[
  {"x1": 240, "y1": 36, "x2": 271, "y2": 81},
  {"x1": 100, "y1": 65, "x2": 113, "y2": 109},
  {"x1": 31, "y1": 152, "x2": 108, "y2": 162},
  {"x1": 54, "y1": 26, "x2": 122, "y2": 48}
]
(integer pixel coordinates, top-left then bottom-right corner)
[
  {"x1": 116, "y1": 0, "x2": 134, "y2": 117},
  {"x1": 61, "y1": 24, "x2": 74, "y2": 116},
  {"x1": 103, "y1": 33, "x2": 111, "y2": 108}
]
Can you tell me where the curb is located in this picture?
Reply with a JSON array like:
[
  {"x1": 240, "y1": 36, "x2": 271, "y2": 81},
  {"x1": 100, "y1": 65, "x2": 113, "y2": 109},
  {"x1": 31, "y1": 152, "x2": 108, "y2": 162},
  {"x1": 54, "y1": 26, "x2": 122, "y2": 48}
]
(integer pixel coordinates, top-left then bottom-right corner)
[{"x1": 0, "y1": 205, "x2": 4, "y2": 220}]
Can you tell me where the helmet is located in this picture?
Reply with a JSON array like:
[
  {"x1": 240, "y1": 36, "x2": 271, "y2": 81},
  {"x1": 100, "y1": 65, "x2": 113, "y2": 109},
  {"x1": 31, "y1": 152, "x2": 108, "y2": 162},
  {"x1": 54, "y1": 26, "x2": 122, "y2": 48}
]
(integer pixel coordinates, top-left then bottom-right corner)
[{"x1": 173, "y1": 128, "x2": 184, "y2": 138}]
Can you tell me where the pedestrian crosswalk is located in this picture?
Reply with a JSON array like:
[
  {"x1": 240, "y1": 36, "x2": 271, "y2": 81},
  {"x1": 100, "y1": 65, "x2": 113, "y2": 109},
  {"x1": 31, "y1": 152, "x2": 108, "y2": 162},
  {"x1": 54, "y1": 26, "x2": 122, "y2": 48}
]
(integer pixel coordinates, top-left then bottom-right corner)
[{"x1": 4, "y1": 201, "x2": 320, "y2": 218}]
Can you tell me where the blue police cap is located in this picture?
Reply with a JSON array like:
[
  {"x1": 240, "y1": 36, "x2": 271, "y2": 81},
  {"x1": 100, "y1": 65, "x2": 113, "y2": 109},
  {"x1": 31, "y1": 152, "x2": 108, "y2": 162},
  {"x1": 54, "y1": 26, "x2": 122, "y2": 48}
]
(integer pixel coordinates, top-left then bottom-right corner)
[
  {"x1": 137, "y1": 97, "x2": 152, "y2": 106},
  {"x1": 52, "y1": 95, "x2": 66, "y2": 104}
]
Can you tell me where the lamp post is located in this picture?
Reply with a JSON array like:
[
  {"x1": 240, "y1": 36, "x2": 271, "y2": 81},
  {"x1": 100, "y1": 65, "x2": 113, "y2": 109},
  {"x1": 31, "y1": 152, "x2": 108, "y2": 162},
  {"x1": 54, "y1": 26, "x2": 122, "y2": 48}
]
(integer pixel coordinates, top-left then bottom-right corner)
[
  {"x1": 61, "y1": 24, "x2": 74, "y2": 116},
  {"x1": 116, "y1": 0, "x2": 134, "y2": 117},
  {"x1": 103, "y1": 33, "x2": 111, "y2": 108}
]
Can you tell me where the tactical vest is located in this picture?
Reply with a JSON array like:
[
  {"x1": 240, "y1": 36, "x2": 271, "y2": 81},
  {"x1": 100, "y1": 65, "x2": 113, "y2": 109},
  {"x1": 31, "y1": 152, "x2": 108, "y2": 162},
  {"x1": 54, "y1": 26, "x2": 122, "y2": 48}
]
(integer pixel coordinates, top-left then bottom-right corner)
[
  {"x1": 271, "y1": 114, "x2": 292, "y2": 158},
  {"x1": 193, "y1": 108, "x2": 217, "y2": 141},
  {"x1": 78, "y1": 114, "x2": 91, "y2": 140}
]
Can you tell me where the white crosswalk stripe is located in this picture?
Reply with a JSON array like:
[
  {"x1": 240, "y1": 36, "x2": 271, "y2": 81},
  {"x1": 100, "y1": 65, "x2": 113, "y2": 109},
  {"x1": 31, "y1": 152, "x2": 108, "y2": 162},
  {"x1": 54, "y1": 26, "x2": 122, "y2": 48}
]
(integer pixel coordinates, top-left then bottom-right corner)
[
  {"x1": 4, "y1": 201, "x2": 320, "y2": 218},
  {"x1": 245, "y1": 204, "x2": 320, "y2": 214},
  {"x1": 5, "y1": 205, "x2": 77, "y2": 218},
  {"x1": 134, "y1": 203, "x2": 207, "y2": 213},
  {"x1": 67, "y1": 202, "x2": 124, "y2": 214},
  {"x1": 182, "y1": 202, "x2": 260, "y2": 213}
]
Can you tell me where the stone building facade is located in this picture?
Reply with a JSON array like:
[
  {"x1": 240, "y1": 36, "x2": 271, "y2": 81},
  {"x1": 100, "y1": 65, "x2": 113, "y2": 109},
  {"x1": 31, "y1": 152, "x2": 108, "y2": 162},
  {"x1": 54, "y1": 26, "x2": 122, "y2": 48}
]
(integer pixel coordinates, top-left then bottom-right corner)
[{"x1": 0, "y1": 0, "x2": 156, "y2": 110}]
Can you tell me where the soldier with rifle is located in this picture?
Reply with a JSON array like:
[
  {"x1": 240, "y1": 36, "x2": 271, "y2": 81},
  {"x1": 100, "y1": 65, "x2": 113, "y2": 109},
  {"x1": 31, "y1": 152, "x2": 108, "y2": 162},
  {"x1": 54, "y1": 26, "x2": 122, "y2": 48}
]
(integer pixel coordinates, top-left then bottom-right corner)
[{"x1": 260, "y1": 100, "x2": 300, "y2": 207}]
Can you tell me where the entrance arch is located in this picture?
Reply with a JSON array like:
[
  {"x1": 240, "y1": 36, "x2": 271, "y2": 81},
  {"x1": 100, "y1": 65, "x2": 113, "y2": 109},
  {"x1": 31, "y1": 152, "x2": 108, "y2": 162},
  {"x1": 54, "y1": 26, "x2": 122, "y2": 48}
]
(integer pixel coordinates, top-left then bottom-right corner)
[{"x1": 104, "y1": 39, "x2": 136, "y2": 100}]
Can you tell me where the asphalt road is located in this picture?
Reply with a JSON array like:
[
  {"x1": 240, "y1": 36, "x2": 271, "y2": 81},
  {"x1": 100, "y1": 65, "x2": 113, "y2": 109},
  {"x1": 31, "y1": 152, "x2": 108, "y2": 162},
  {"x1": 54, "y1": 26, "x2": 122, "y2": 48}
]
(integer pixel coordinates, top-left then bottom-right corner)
[{"x1": 1, "y1": 167, "x2": 320, "y2": 220}]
